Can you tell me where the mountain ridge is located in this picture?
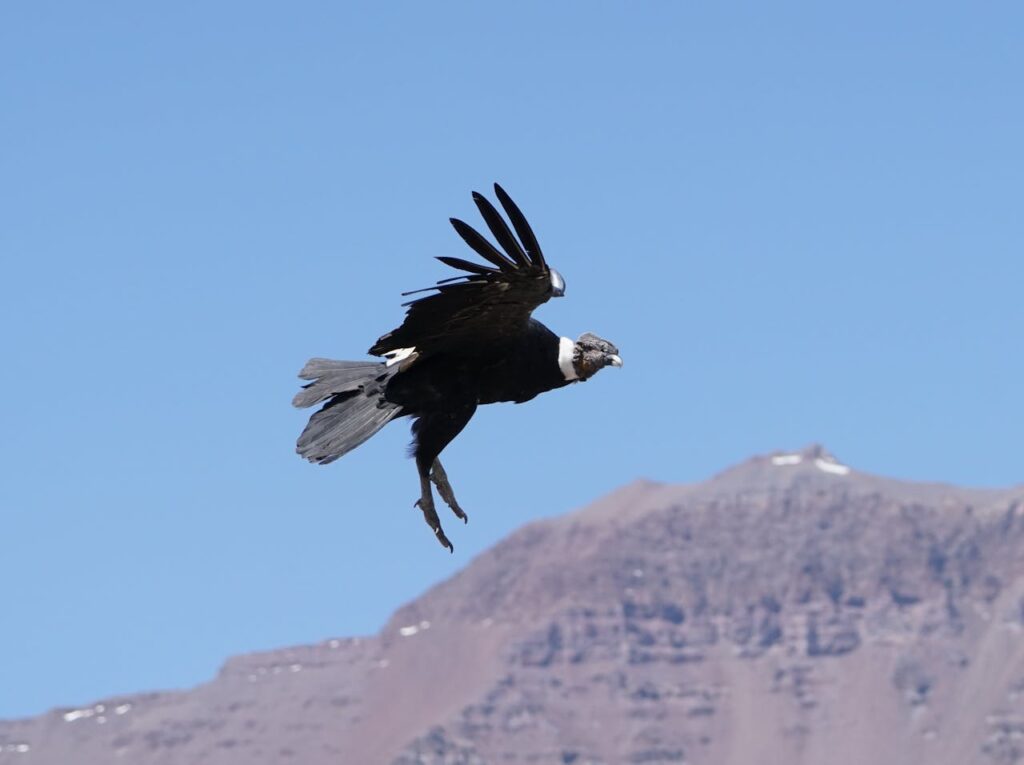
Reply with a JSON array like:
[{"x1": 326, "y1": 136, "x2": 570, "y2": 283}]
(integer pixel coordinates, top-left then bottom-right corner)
[{"x1": 3, "y1": 445, "x2": 1023, "y2": 764}]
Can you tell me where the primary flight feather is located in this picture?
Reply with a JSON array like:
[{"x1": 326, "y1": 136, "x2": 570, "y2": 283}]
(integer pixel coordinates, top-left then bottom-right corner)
[{"x1": 293, "y1": 184, "x2": 622, "y2": 551}]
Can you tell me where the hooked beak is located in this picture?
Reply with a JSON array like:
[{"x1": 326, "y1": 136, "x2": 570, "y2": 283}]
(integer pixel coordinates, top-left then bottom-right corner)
[{"x1": 608, "y1": 354, "x2": 623, "y2": 368}]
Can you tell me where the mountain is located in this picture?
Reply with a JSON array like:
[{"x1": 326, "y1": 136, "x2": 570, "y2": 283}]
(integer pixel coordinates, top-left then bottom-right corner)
[{"x1": 3, "y1": 445, "x2": 1024, "y2": 764}]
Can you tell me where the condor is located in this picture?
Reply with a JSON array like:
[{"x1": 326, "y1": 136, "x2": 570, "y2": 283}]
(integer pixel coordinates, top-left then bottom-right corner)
[{"x1": 293, "y1": 184, "x2": 621, "y2": 551}]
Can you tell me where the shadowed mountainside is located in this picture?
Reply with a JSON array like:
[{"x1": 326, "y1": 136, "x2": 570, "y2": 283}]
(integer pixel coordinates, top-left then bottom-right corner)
[{"x1": 3, "y1": 445, "x2": 1024, "y2": 764}]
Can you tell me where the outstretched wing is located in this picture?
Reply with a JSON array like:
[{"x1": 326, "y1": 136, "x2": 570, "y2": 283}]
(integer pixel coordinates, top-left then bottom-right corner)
[{"x1": 368, "y1": 184, "x2": 565, "y2": 358}]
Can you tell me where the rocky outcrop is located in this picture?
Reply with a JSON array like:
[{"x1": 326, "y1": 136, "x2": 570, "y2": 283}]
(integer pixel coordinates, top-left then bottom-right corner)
[{"x1": 2, "y1": 445, "x2": 1023, "y2": 764}]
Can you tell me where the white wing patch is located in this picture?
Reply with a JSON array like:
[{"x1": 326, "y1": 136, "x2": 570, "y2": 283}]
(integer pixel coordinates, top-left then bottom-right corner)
[
  {"x1": 550, "y1": 269, "x2": 566, "y2": 295},
  {"x1": 383, "y1": 347, "x2": 417, "y2": 367}
]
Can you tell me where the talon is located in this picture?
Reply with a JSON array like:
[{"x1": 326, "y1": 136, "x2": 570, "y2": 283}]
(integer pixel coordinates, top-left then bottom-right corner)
[
  {"x1": 431, "y1": 460, "x2": 468, "y2": 523},
  {"x1": 434, "y1": 527, "x2": 454, "y2": 552}
]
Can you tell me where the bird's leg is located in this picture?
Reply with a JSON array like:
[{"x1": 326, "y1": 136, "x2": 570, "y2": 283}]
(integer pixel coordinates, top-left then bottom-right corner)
[
  {"x1": 415, "y1": 465, "x2": 453, "y2": 553},
  {"x1": 410, "y1": 405, "x2": 476, "y2": 553},
  {"x1": 430, "y1": 459, "x2": 468, "y2": 523}
]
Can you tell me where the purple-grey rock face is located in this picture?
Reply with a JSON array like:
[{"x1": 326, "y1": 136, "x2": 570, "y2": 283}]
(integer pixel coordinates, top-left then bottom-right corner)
[{"x1": 3, "y1": 445, "x2": 1024, "y2": 764}]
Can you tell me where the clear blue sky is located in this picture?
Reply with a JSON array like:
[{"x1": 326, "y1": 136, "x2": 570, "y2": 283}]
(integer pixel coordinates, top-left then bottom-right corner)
[{"x1": 2, "y1": 2, "x2": 1021, "y2": 719}]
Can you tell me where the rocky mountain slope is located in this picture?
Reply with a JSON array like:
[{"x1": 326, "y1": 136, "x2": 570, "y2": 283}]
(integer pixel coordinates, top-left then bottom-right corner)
[{"x1": 3, "y1": 445, "x2": 1024, "y2": 764}]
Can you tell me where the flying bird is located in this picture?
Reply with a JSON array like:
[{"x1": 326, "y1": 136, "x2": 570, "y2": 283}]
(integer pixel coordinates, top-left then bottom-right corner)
[{"x1": 293, "y1": 184, "x2": 622, "y2": 551}]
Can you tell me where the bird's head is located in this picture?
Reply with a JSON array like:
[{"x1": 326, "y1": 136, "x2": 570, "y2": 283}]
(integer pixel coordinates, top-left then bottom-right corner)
[{"x1": 572, "y1": 332, "x2": 623, "y2": 380}]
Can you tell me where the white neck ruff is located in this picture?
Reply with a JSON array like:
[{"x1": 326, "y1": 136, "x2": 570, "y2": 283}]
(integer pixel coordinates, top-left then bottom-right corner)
[{"x1": 558, "y1": 337, "x2": 578, "y2": 381}]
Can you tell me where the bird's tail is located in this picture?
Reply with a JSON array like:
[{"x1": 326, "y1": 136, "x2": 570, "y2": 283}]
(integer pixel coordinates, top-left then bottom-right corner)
[{"x1": 293, "y1": 358, "x2": 402, "y2": 465}]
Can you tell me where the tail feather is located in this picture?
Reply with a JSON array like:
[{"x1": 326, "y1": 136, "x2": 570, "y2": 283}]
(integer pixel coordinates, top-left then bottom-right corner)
[
  {"x1": 293, "y1": 358, "x2": 384, "y2": 408},
  {"x1": 293, "y1": 358, "x2": 402, "y2": 464}
]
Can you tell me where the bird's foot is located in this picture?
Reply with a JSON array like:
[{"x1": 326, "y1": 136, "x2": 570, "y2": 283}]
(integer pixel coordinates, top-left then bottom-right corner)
[
  {"x1": 431, "y1": 461, "x2": 468, "y2": 524},
  {"x1": 414, "y1": 495, "x2": 453, "y2": 553}
]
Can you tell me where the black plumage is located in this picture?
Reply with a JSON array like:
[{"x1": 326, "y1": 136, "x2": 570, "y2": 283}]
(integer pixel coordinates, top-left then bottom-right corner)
[{"x1": 294, "y1": 184, "x2": 621, "y2": 551}]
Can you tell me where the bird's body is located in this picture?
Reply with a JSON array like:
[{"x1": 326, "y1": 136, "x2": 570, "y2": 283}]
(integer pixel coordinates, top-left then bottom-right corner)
[
  {"x1": 387, "y1": 320, "x2": 570, "y2": 410},
  {"x1": 294, "y1": 185, "x2": 621, "y2": 551}
]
